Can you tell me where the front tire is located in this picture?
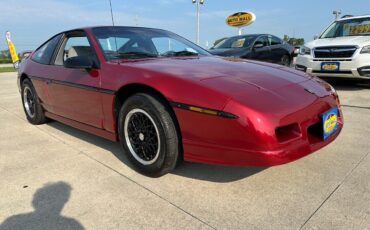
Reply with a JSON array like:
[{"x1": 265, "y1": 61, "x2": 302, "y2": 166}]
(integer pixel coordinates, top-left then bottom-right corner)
[
  {"x1": 21, "y1": 78, "x2": 47, "y2": 125},
  {"x1": 118, "y1": 93, "x2": 179, "y2": 177}
]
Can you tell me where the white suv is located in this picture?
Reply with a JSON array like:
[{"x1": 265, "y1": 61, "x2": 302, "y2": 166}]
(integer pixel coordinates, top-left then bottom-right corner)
[{"x1": 296, "y1": 15, "x2": 370, "y2": 79}]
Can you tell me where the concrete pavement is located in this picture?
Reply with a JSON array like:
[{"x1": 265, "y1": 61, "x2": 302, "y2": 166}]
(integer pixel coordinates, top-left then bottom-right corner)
[{"x1": 0, "y1": 72, "x2": 369, "y2": 229}]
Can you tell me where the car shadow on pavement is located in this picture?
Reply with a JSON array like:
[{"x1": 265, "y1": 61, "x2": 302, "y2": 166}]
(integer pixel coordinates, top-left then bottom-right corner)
[
  {"x1": 0, "y1": 182, "x2": 84, "y2": 230},
  {"x1": 322, "y1": 78, "x2": 370, "y2": 91},
  {"x1": 172, "y1": 162, "x2": 266, "y2": 183},
  {"x1": 46, "y1": 122, "x2": 266, "y2": 183}
]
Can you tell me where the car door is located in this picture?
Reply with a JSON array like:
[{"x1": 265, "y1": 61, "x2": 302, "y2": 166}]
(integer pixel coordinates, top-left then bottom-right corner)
[
  {"x1": 268, "y1": 35, "x2": 286, "y2": 63},
  {"x1": 27, "y1": 34, "x2": 63, "y2": 113},
  {"x1": 250, "y1": 36, "x2": 271, "y2": 62},
  {"x1": 46, "y1": 31, "x2": 104, "y2": 128}
]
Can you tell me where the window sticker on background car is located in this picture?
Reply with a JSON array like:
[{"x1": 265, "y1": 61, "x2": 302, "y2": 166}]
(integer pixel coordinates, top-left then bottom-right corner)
[
  {"x1": 349, "y1": 24, "x2": 370, "y2": 35},
  {"x1": 231, "y1": 38, "x2": 245, "y2": 48},
  {"x1": 343, "y1": 21, "x2": 370, "y2": 36}
]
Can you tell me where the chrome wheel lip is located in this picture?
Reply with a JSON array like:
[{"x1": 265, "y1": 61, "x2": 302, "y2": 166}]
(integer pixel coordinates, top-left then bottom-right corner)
[
  {"x1": 23, "y1": 86, "x2": 36, "y2": 118},
  {"x1": 124, "y1": 108, "x2": 161, "y2": 165}
]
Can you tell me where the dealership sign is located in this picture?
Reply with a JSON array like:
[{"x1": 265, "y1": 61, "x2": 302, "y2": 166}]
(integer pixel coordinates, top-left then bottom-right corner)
[
  {"x1": 226, "y1": 12, "x2": 256, "y2": 27},
  {"x1": 5, "y1": 31, "x2": 19, "y2": 69}
]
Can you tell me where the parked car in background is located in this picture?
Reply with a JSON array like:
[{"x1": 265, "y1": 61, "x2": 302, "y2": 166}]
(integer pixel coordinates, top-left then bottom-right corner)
[
  {"x1": 209, "y1": 34, "x2": 295, "y2": 66},
  {"x1": 18, "y1": 26, "x2": 342, "y2": 176},
  {"x1": 20, "y1": 50, "x2": 33, "y2": 60},
  {"x1": 296, "y1": 14, "x2": 370, "y2": 79}
]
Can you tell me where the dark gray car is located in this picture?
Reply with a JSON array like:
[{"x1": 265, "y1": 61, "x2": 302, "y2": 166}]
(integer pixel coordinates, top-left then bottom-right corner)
[{"x1": 209, "y1": 34, "x2": 294, "y2": 66}]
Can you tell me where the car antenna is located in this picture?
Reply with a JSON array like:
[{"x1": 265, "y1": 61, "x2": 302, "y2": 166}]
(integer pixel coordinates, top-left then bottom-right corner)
[
  {"x1": 109, "y1": 0, "x2": 115, "y2": 26},
  {"x1": 109, "y1": 0, "x2": 118, "y2": 51}
]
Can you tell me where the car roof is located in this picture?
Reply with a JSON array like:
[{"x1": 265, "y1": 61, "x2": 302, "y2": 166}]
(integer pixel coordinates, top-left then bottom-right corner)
[
  {"x1": 61, "y1": 26, "x2": 168, "y2": 34},
  {"x1": 337, "y1": 14, "x2": 370, "y2": 21},
  {"x1": 226, "y1": 34, "x2": 274, "y2": 39}
]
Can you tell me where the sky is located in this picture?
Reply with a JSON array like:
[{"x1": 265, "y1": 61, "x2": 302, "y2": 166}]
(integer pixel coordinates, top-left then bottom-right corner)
[{"x1": 0, "y1": 0, "x2": 370, "y2": 52}]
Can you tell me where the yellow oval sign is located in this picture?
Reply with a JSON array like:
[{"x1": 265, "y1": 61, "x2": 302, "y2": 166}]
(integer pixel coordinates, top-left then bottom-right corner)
[{"x1": 226, "y1": 12, "x2": 256, "y2": 27}]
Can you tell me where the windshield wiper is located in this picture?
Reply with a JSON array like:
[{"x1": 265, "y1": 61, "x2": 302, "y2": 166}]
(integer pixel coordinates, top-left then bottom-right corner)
[
  {"x1": 162, "y1": 50, "x2": 199, "y2": 57},
  {"x1": 114, "y1": 51, "x2": 158, "y2": 59}
]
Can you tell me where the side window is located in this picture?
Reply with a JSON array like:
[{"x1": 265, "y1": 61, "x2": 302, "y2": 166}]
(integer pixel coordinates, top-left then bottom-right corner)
[
  {"x1": 32, "y1": 34, "x2": 62, "y2": 65},
  {"x1": 270, "y1": 36, "x2": 282, "y2": 45},
  {"x1": 255, "y1": 36, "x2": 269, "y2": 47},
  {"x1": 263, "y1": 36, "x2": 270, "y2": 46},
  {"x1": 152, "y1": 37, "x2": 197, "y2": 55},
  {"x1": 63, "y1": 37, "x2": 92, "y2": 62},
  {"x1": 54, "y1": 34, "x2": 96, "y2": 66}
]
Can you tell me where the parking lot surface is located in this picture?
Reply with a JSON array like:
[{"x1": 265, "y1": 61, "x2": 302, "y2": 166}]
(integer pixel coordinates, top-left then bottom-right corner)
[{"x1": 0, "y1": 72, "x2": 369, "y2": 229}]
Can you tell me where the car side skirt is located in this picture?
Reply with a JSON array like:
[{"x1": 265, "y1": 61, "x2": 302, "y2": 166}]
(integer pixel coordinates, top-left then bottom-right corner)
[{"x1": 45, "y1": 111, "x2": 117, "y2": 141}]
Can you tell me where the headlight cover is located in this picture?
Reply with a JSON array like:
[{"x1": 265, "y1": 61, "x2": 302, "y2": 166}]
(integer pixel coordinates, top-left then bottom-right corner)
[
  {"x1": 360, "y1": 45, "x2": 370, "y2": 54},
  {"x1": 299, "y1": 46, "x2": 311, "y2": 55}
]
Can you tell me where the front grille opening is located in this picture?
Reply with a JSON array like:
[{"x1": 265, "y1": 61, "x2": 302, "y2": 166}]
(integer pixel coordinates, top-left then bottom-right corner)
[
  {"x1": 314, "y1": 46, "x2": 357, "y2": 58},
  {"x1": 275, "y1": 123, "x2": 301, "y2": 143},
  {"x1": 307, "y1": 121, "x2": 323, "y2": 144},
  {"x1": 312, "y1": 70, "x2": 352, "y2": 74}
]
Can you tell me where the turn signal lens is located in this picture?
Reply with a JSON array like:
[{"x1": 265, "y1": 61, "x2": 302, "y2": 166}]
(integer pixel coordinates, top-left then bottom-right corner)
[{"x1": 189, "y1": 106, "x2": 218, "y2": 116}]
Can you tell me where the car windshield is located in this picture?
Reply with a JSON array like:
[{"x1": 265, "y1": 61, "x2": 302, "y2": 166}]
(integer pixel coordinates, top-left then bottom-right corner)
[
  {"x1": 212, "y1": 35, "x2": 258, "y2": 49},
  {"x1": 92, "y1": 27, "x2": 210, "y2": 60},
  {"x1": 321, "y1": 17, "x2": 370, "y2": 38}
]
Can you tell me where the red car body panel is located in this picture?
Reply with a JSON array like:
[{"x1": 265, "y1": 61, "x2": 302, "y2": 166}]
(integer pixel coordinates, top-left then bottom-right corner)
[{"x1": 18, "y1": 27, "x2": 343, "y2": 167}]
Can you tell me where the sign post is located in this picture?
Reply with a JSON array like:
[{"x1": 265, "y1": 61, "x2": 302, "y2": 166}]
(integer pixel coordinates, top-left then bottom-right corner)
[{"x1": 226, "y1": 12, "x2": 256, "y2": 35}]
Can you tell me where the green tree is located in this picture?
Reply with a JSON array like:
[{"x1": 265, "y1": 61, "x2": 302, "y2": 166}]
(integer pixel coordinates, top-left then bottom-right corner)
[{"x1": 283, "y1": 35, "x2": 305, "y2": 46}]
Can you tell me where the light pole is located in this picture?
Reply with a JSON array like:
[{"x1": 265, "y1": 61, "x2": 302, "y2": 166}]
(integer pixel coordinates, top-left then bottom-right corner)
[
  {"x1": 192, "y1": 0, "x2": 204, "y2": 45},
  {"x1": 333, "y1": 10, "x2": 342, "y2": 20}
]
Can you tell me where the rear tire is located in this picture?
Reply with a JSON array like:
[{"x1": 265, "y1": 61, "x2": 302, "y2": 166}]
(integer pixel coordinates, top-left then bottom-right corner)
[
  {"x1": 280, "y1": 54, "x2": 291, "y2": 66},
  {"x1": 118, "y1": 93, "x2": 179, "y2": 177},
  {"x1": 21, "y1": 78, "x2": 47, "y2": 125}
]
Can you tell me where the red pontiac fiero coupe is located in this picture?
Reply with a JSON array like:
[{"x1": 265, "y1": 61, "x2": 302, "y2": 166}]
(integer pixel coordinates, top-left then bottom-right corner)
[{"x1": 18, "y1": 26, "x2": 342, "y2": 176}]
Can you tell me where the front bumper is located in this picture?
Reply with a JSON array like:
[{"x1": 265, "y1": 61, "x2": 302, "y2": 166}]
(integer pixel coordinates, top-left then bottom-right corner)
[
  {"x1": 296, "y1": 54, "x2": 370, "y2": 79},
  {"x1": 183, "y1": 124, "x2": 342, "y2": 166},
  {"x1": 182, "y1": 111, "x2": 343, "y2": 167},
  {"x1": 175, "y1": 95, "x2": 343, "y2": 167}
]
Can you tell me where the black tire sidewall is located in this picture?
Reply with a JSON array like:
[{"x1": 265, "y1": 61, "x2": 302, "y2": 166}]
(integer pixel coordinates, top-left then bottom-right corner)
[
  {"x1": 21, "y1": 79, "x2": 46, "y2": 125},
  {"x1": 281, "y1": 54, "x2": 290, "y2": 66},
  {"x1": 118, "y1": 93, "x2": 178, "y2": 177}
]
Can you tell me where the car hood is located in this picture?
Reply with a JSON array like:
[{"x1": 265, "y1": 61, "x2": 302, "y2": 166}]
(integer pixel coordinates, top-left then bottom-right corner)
[
  {"x1": 306, "y1": 36, "x2": 370, "y2": 48},
  {"x1": 124, "y1": 56, "x2": 330, "y2": 113},
  {"x1": 127, "y1": 56, "x2": 310, "y2": 90}
]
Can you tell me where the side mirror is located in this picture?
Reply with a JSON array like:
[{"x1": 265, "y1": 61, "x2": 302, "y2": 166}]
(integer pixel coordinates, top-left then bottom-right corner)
[
  {"x1": 64, "y1": 56, "x2": 94, "y2": 69},
  {"x1": 253, "y1": 42, "x2": 264, "y2": 49},
  {"x1": 314, "y1": 35, "x2": 319, "y2": 40}
]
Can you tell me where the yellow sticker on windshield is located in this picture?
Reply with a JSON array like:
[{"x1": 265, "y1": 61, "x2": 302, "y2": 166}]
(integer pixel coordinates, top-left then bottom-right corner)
[
  {"x1": 232, "y1": 38, "x2": 245, "y2": 48},
  {"x1": 349, "y1": 24, "x2": 370, "y2": 35}
]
